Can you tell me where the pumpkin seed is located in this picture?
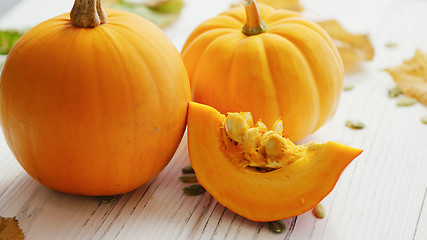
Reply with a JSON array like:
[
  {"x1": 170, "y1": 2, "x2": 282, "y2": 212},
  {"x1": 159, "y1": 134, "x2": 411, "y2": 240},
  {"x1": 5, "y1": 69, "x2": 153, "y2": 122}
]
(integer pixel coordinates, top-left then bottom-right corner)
[
  {"x1": 313, "y1": 203, "x2": 326, "y2": 218},
  {"x1": 385, "y1": 42, "x2": 399, "y2": 48},
  {"x1": 271, "y1": 120, "x2": 283, "y2": 135},
  {"x1": 97, "y1": 195, "x2": 116, "y2": 203},
  {"x1": 345, "y1": 120, "x2": 365, "y2": 129},
  {"x1": 179, "y1": 173, "x2": 198, "y2": 183},
  {"x1": 263, "y1": 132, "x2": 285, "y2": 157},
  {"x1": 224, "y1": 112, "x2": 253, "y2": 143},
  {"x1": 181, "y1": 165, "x2": 195, "y2": 174},
  {"x1": 254, "y1": 121, "x2": 268, "y2": 133},
  {"x1": 396, "y1": 95, "x2": 417, "y2": 106},
  {"x1": 267, "y1": 220, "x2": 286, "y2": 233},
  {"x1": 388, "y1": 87, "x2": 402, "y2": 98},
  {"x1": 183, "y1": 184, "x2": 205, "y2": 196},
  {"x1": 343, "y1": 83, "x2": 354, "y2": 91},
  {"x1": 421, "y1": 115, "x2": 427, "y2": 124},
  {"x1": 243, "y1": 128, "x2": 262, "y2": 152}
]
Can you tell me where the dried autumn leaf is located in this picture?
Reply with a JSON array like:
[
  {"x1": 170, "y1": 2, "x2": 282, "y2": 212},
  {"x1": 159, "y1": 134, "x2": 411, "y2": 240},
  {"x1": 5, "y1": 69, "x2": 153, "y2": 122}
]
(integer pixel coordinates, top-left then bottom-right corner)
[
  {"x1": 0, "y1": 217, "x2": 25, "y2": 240},
  {"x1": 385, "y1": 50, "x2": 427, "y2": 105},
  {"x1": 257, "y1": 0, "x2": 303, "y2": 11},
  {"x1": 317, "y1": 20, "x2": 374, "y2": 66},
  {"x1": 231, "y1": 0, "x2": 303, "y2": 11}
]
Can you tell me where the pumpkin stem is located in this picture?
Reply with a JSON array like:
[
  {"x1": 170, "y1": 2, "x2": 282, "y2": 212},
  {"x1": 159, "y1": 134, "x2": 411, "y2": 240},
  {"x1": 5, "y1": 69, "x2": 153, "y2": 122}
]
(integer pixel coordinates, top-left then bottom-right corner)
[
  {"x1": 242, "y1": 0, "x2": 266, "y2": 36},
  {"x1": 70, "y1": 0, "x2": 107, "y2": 28}
]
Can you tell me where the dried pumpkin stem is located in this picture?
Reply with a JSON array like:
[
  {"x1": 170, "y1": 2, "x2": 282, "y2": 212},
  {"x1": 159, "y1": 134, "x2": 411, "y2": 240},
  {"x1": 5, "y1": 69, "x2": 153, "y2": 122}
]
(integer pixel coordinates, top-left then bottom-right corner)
[
  {"x1": 70, "y1": 0, "x2": 107, "y2": 28},
  {"x1": 96, "y1": 0, "x2": 107, "y2": 24},
  {"x1": 242, "y1": 0, "x2": 266, "y2": 36}
]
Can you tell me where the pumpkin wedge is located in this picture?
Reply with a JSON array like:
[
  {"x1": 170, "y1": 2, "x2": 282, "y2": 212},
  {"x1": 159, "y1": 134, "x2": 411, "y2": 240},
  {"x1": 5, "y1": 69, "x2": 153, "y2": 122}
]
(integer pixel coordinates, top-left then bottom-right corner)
[{"x1": 187, "y1": 102, "x2": 362, "y2": 222}]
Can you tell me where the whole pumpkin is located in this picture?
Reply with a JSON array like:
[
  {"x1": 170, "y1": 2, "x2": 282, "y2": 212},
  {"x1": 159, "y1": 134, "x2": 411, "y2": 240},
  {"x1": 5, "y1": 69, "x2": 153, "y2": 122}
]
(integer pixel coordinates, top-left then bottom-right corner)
[
  {"x1": 0, "y1": 0, "x2": 190, "y2": 196},
  {"x1": 181, "y1": 0, "x2": 344, "y2": 142}
]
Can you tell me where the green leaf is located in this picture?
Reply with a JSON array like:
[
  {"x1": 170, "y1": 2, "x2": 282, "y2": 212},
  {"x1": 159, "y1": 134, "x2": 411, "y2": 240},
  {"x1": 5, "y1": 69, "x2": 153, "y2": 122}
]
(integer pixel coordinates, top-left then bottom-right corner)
[
  {"x1": 146, "y1": 0, "x2": 185, "y2": 13},
  {"x1": 0, "y1": 30, "x2": 25, "y2": 55},
  {"x1": 108, "y1": 0, "x2": 184, "y2": 28}
]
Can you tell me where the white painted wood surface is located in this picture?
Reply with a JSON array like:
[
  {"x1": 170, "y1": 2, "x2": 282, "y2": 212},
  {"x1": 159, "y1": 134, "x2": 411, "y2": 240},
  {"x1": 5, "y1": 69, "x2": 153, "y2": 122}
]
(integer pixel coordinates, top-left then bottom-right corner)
[{"x1": 1, "y1": 0, "x2": 427, "y2": 239}]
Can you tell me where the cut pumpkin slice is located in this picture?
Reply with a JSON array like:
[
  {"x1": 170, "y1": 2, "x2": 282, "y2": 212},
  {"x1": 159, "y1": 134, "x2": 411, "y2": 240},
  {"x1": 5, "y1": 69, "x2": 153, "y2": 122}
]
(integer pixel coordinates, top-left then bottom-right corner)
[{"x1": 187, "y1": 102, "x2": 363, "y2": 222}]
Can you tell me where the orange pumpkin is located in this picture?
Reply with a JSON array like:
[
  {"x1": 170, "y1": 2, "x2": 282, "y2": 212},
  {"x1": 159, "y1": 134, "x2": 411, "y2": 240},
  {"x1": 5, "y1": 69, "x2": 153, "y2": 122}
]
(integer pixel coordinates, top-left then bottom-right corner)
[
  {"x1": 187, "y1": 102, "x2": 362, "y2": 221},
  {"x1": 181, "y1": 0, "x2": 344, "y2": 142},
  {"x1": 0, "y1": 0, "x2": 190, "y2": 196}
]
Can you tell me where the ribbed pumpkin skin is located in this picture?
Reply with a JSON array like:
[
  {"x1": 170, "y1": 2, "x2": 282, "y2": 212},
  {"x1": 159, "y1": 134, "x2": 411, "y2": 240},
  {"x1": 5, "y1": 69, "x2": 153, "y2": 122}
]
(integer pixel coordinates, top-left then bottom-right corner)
[
  {"x1": 0, "y1": 9, "x2": 190, "y2": 196},
  {"x1": 181, "y1": 4, "x2": 344, "y2": 142}
]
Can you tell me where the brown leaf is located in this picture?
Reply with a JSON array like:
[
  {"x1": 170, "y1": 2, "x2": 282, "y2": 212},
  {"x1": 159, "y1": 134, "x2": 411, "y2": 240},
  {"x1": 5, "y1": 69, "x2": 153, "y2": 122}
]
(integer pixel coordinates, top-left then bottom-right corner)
[
  {"x1": 0, "y1": 217, "x2": 25, "y2": 240},
  {"x1": 317, "y1": 20, "x2": 374, "y2": 67},
  {"x1": 231, "y1": 0, "x2": 303, "y2": 11},
  {"x1": 385, "y1": 49, "x2": 427, "y2": 105},
  {"x1": 257, "y1": 0, "x2": 303, "y2": 11}
]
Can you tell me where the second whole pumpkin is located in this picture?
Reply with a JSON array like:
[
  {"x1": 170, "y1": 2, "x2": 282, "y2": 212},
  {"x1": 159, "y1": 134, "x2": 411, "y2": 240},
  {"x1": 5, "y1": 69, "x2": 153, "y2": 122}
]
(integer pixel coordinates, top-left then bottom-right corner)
[{"x1": 181, "y1": 0, "x2": 344, "y2": 142}]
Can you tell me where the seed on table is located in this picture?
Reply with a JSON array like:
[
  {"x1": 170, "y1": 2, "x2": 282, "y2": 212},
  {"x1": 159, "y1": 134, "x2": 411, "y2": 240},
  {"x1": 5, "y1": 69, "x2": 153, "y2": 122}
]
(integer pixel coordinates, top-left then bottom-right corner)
[
  {"x1": 343, "y1": 83, "x2": 354, "y2": 91},
  {"x1": 388, "y1": 87, "x2": 402, "y2": 98},
  {"x1": 267, "y1": 220, "x2": 286, "y2": 233},
  {"x1": 396, "y1": 96, "x2": 417, "y2": 106},
  {"x1": 313, "y1": 203, "x2": 326, "y2": 218},
  {"x1": 346, "y1": 120, "x2": 365, "y2": 129},
  {"x1": 181, "y1": 165, "x2": 195, "y2": 174},
  {"x1": 183, "y1": 184, "x2": 205, "y2": 196},
  {"x1": 96, "y1": 195, "x2": 116, "y2": 203},
  {"x1": 179, "y1": 173, "x2": 198, "y2": 183},
  {"x1": 421, "y1": 115, "x2": 427, "y2": 125},
  {"x1": 385, "y1": 42, "x2": 399, "y2": 48}
]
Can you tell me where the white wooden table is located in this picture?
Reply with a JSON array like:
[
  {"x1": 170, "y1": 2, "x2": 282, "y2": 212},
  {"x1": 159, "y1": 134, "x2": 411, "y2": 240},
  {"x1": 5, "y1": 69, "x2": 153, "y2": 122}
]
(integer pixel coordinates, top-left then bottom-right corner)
[{"x1": 1, "y1": 0, "x2": 427, "y2": 239}]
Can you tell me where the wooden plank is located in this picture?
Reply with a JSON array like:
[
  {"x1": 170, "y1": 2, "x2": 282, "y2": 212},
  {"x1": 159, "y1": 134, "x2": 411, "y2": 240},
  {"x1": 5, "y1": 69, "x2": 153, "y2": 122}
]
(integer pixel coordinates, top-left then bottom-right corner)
[
  {"x1": 414, "y1": 187, "x2": 427, "y2": 240},
  {"x1": 0, "y1": 0, "x2": 427, "y2": 239}
]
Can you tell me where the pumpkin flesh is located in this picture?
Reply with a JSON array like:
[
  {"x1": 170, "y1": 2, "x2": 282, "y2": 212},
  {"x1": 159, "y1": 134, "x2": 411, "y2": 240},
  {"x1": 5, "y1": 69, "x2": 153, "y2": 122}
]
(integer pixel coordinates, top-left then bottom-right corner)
[{"x1": 187, "y1": 102, "x2": 362, "y2": 222}]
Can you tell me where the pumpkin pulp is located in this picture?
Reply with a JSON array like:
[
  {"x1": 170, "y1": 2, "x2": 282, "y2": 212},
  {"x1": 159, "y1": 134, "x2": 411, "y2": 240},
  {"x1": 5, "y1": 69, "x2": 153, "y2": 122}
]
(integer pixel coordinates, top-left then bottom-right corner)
[{"x1": 187, "y1": 102, "x2": 362, "y2": 222}]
